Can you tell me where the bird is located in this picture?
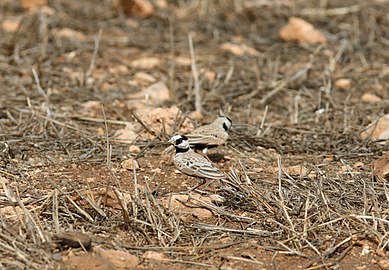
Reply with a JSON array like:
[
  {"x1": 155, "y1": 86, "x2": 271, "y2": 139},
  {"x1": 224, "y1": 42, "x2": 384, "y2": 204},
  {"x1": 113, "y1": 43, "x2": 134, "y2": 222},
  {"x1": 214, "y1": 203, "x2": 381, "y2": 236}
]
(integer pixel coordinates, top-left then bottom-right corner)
[
  {"x1": 185, "y1": 116, "x2": 232, "y2": 154},
  {"x1": 168, "y1": 134, "x2": 225, "y2": 191}
]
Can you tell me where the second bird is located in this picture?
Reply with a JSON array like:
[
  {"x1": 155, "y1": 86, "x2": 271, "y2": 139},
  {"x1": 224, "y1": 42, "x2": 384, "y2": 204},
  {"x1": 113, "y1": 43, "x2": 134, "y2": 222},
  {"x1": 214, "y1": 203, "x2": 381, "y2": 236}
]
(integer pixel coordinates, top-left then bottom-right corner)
[{"x1": 186, "y1": 116, "x2": 232, "y2": 154}]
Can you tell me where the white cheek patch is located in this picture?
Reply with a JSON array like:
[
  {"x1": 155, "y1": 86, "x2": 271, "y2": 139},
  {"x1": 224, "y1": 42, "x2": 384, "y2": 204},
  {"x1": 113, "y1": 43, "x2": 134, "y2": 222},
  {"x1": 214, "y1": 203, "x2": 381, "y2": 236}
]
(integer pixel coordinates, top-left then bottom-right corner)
[
  {"x1": 170, "y1": 135, "x2": 183, "y2": 143},
  {"x1": 178, "y1": 140, "x2": 190, "y2": 148}
]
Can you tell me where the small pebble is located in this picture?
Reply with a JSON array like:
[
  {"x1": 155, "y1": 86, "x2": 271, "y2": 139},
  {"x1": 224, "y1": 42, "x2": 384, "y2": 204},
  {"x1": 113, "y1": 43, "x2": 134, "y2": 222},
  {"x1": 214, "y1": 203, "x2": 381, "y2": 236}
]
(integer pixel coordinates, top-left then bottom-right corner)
[
  {"x1": 121, "y1": 159, "x2": 139, "y2": 170},
  {"x1": 129, "y1": 145, "x2": 141, "y2": 154}
]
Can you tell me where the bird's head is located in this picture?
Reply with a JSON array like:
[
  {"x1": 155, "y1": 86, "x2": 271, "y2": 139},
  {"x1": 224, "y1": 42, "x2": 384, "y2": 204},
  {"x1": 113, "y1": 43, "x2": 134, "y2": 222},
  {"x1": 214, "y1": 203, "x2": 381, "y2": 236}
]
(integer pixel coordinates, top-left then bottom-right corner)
[
  {"x1": 169, "y1": 135, "x2": 190, "y2": 150},
  {"x1": 214, "y1": 116, "x2": 232, "y2": 132}
]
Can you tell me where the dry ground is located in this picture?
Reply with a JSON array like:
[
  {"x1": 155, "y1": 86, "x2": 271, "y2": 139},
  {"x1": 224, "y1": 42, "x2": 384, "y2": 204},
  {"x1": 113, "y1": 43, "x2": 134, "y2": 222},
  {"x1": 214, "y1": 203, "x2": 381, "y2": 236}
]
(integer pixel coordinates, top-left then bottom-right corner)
[{"x1": 1, "y1": 0, "x2": 389, "y2": 269}]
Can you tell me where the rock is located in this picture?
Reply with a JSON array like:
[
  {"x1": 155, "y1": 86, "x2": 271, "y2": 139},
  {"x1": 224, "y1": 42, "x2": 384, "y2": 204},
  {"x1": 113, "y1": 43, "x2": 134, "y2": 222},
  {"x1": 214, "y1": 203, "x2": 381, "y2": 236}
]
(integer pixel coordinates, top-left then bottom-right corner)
[
  {"x1": 142, "y1": 82, "x2": 171, "y2": 103},
  {"x1": 361, "y1": 93, "x2": 382, "y2": 103},
  {"x1": 121, "y1": 158, "x2": 139, "y2": 170},
  {"x1": 63, "y1": 253, "x2": 114, "y2": 270},
  {"x1": 56, "y1": 231, "x2": 92, "y2": 250},
  {"x1": 1, "y1": 18, "x2": 20, "y2": 33},
  {"x1": 360, "y1": 114, "x2": 389, "y2": 142},
  {"x1": 142, "y1": 251, "x2": 168, "y2": 260},
  {"x1": 378, "y1": 259, "x2": 389, "y2": 270},
  {"x1": 129, "y1": 145, "x2": 141, "y2": 154},
  {"x1": 85, "y1": 189, "x2": 132, "y2": 209},
  {"x1": 174, "y1": 56, "x2": 191, "y2": 66},
  {"x1": 334, "y1": 78, "x2": 351, "y2": 90},
  {"x1": 127, "y1": 81, "x2": 171, "y2": 108},
  {"x1": 52, "y1": 252, "x2": 62, "y2": 261},
  {"x1": 113, "y1": 123, "x2": 139, "y2": 144},
  {"x1": 279, "y1": 17, "x2": 327, "y2": 44},
  {"x1": 81, "y1": 100, "x2": 101, "y2": 118},
  {"x1": 133, "y1": 72, "x2": 156, "y2": 85},
  {"x1": 134, "y1": 106, "x2": 195, "y2": 140},
  {"x1": 188, "y1": 111, "x2": 203, "y2": 121},
  {"x1": 201, "y1": 69, "x2": 216, "y2": 81},
  {"x1": 96, "y1": 248, "x2": 139, "y2": 269},
  {"x1": 285, "y1": 165, "x2": 310, "y2": 177},
  {"x1": 0, "y1": 206, "x2": 24, "y2": 221},
  {"x1": 361, "y1": 243, "x2": 371, "y2": 255},
  {"x1": 220, "y1": 43, "x2": 245, "y2": 56},
  {"x1": 272, "y1": 165, "x2": 310, "y2": 177},
  {"x1": 160, "y1": 194, "x2": 215, "y2": 221},
  {"x1": 21, "y1": 0, "x2": 47, "y2": 10},
  {"x1": 116, "y1": 0, "x2": 154, "y2": 18},
  {"x1": 131, "y1": 57, "x2": 160, "y2": 69},
  {"x1": 155, "y1": 0, "x2": 167, "y2": 8},
  {"x1": 220, "y1": 42, "x2": 260, "y2": 56},
  {"x1": 52, "y1": 28, "x2": 87, "y2": 41},
  {"x1": 372, "y1": 152, "x2": 389, "y2": 182},
  {"x1": 151, "y1": 168, "x2": 162, "y2": 174},
  {"x1": 353, "y1": 162, "x2": 365, "y2": 170}
]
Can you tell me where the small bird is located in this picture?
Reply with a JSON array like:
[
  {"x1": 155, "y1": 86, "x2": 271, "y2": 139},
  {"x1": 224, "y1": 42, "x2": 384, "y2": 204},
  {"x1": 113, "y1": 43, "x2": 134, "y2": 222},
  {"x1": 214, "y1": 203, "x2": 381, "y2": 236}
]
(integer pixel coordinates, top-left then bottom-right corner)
[
  {"x1": 186, "y1": 116, "x2": 232, "y2": 154},
  {"x1": 169, "y1": 134, "x2": 225, "y2": 191}
]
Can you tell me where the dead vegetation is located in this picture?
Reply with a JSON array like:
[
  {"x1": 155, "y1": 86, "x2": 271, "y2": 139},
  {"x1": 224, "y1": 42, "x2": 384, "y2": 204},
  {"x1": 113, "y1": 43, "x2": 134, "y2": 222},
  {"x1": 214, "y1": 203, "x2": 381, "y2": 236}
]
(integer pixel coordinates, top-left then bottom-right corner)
[{"x1": 1, "y1": 0, "x2": 389, "y2": 269}]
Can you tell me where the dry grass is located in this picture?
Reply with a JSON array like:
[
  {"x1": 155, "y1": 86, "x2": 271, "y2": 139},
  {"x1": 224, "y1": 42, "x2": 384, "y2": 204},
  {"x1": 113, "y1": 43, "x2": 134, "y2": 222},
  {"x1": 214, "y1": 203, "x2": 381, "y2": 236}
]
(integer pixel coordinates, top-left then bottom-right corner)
[{"x1": 1, "y1": 0, "x2": 389, "y2": 269}]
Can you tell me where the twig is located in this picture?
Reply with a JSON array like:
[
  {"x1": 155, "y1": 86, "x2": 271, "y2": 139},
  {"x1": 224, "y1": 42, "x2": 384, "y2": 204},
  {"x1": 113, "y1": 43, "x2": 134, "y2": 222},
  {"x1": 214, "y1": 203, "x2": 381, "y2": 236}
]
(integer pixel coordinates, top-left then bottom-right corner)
[
  {"x1": 277, "y1": 155, "x2": 296, "y2": 234},
  {"x1": 181, "y1": 195, "x2": 255, "y2": 222},
  {"x1": 256, "y1": 105, "x2": 268, "y2": 137},
  {"x1": 81, "y1": 190, "x2": 107, "y2": 217},
  {"x1": 143, "y1": 257, "x2": 212, "y2": 267},
  {"x1": 65, "y1": 195, "x2": 94, "y2": 222},
  {"x1": 17, "y1": 109, "x2": 90, "y2": 135},
  {"x1": 101, "y1": 105, "x2": 111, "y2": 167},
  {"x1": 224, "y1": 61, "x2": 234, "y2": 84},
  {"x1": 68, "y1": 115, "x2": 130, "y2": 125},
  {"x1": 3, "y1": 182, "x2": 48, "y2": 243},
  {"x1": 132, "y1": 159, "x2": 139, "y2": 218},
  {"x1": 114, "y1": 189, "x2": 131, "y2": 227},
  {"x1": 189, "y1": 223, "x2": 276, "y2": 237},
  {"x1": 38, "y1": 11, "x2": 48, "y2": 59},
  {"x1": 259, "y1": 80, "x2": 288, "y2": 105},
  {"x1": 299, "y1": 4, "x2": 361, "y2": 16},
  {"x1": 31, "y1": 68, "x2": 45, "y2": 99},
  {"x1": 188, "y1": 33, "x2": 202, "y2": 113},
  {"x1": 53, "y1": 189, "x2": 59, "y2": 234},
  {"x1": 131, "y1": 110, "x2": 156, "y2": 136},
  {"x1": 260, "y1": 54, "x2": 315, "y2": 104},
  {"x1": 86, "y1": 29, "x2": 103, "y2": 81},
  {"x1": 222, "y1": 255, "x2": 263, "y2": 265}
]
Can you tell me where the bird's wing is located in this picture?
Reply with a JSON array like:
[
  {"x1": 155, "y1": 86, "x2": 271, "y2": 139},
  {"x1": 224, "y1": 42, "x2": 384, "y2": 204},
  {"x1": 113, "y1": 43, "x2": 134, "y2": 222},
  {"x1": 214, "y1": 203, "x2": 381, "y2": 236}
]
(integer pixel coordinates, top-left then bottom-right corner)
[
  {"x1": 186, "y1": 133, "x2": 220, "y2": 145},
  {"x1": 193, "y1": 163, "x2": 225, "y2": 179},
  {"x1": 175, "y1": 153, "x2": 225, "y2": 179},
  {"x1": 186, "y1": 127, "x2": 228, "y2": 145}
]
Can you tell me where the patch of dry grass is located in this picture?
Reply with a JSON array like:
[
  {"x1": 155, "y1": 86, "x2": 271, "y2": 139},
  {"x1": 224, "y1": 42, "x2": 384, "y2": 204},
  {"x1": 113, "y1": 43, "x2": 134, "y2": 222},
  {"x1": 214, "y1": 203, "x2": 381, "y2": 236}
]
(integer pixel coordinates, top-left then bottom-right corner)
[{"x1": 1, "y1": 0, "x2": 389, "y2": 269}]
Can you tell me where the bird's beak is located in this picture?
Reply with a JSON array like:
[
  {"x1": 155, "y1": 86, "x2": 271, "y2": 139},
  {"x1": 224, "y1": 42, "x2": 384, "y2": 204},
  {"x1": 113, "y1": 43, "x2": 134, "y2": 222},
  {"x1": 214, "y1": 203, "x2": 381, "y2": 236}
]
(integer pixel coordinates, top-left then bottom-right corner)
[{"x1": 168, "y1": 137, "x2": 175, "y2": 144}]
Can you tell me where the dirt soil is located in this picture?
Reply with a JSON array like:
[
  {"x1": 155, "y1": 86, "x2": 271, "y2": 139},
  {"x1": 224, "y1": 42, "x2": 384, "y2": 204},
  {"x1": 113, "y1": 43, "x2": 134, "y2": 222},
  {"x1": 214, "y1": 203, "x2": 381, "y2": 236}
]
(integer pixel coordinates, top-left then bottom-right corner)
[{"x1": 1, "y1": 0, "x2": 389, "y2": 269}]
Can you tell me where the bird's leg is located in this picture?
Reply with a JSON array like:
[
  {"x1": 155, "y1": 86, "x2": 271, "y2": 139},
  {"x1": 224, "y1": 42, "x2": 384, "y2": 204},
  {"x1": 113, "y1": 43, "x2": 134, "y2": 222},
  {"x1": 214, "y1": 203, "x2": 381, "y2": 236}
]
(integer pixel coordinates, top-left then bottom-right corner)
[
  {"x1": 187, "y1": 178, "x2": 206, "y2": 193},
  {"x1": 202, "y1": 179, "x2": 218, "y2": 189}
]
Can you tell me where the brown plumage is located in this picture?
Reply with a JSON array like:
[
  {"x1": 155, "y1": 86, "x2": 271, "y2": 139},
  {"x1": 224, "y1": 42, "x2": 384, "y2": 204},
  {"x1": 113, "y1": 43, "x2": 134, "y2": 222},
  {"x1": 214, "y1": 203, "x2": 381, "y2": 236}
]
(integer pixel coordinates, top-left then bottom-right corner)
[{"x1": 186, "y1": 116, "x2": 232, "y2": 154}]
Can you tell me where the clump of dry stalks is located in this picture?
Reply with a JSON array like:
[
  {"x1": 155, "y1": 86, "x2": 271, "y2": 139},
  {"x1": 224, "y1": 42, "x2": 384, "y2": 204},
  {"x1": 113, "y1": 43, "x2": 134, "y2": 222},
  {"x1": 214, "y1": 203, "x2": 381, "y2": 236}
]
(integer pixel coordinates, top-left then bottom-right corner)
[{"x1": 1, "y1": 0, "x2": 389, "y2": 269}]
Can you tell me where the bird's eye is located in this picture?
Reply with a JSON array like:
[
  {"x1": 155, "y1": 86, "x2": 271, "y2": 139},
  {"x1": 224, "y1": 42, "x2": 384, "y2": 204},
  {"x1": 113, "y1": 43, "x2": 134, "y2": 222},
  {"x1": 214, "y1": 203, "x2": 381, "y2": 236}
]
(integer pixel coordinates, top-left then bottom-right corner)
[{"x1": 176, "y1": 138, "x2": 183, "y2": 144}]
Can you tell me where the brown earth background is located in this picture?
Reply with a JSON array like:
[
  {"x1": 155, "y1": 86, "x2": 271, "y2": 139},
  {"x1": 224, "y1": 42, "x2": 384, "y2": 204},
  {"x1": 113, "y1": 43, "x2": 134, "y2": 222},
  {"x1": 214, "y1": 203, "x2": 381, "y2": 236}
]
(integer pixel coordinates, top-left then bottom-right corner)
[{"x1": 1, "y1": 0, "x2": 389, "y2": 269}]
